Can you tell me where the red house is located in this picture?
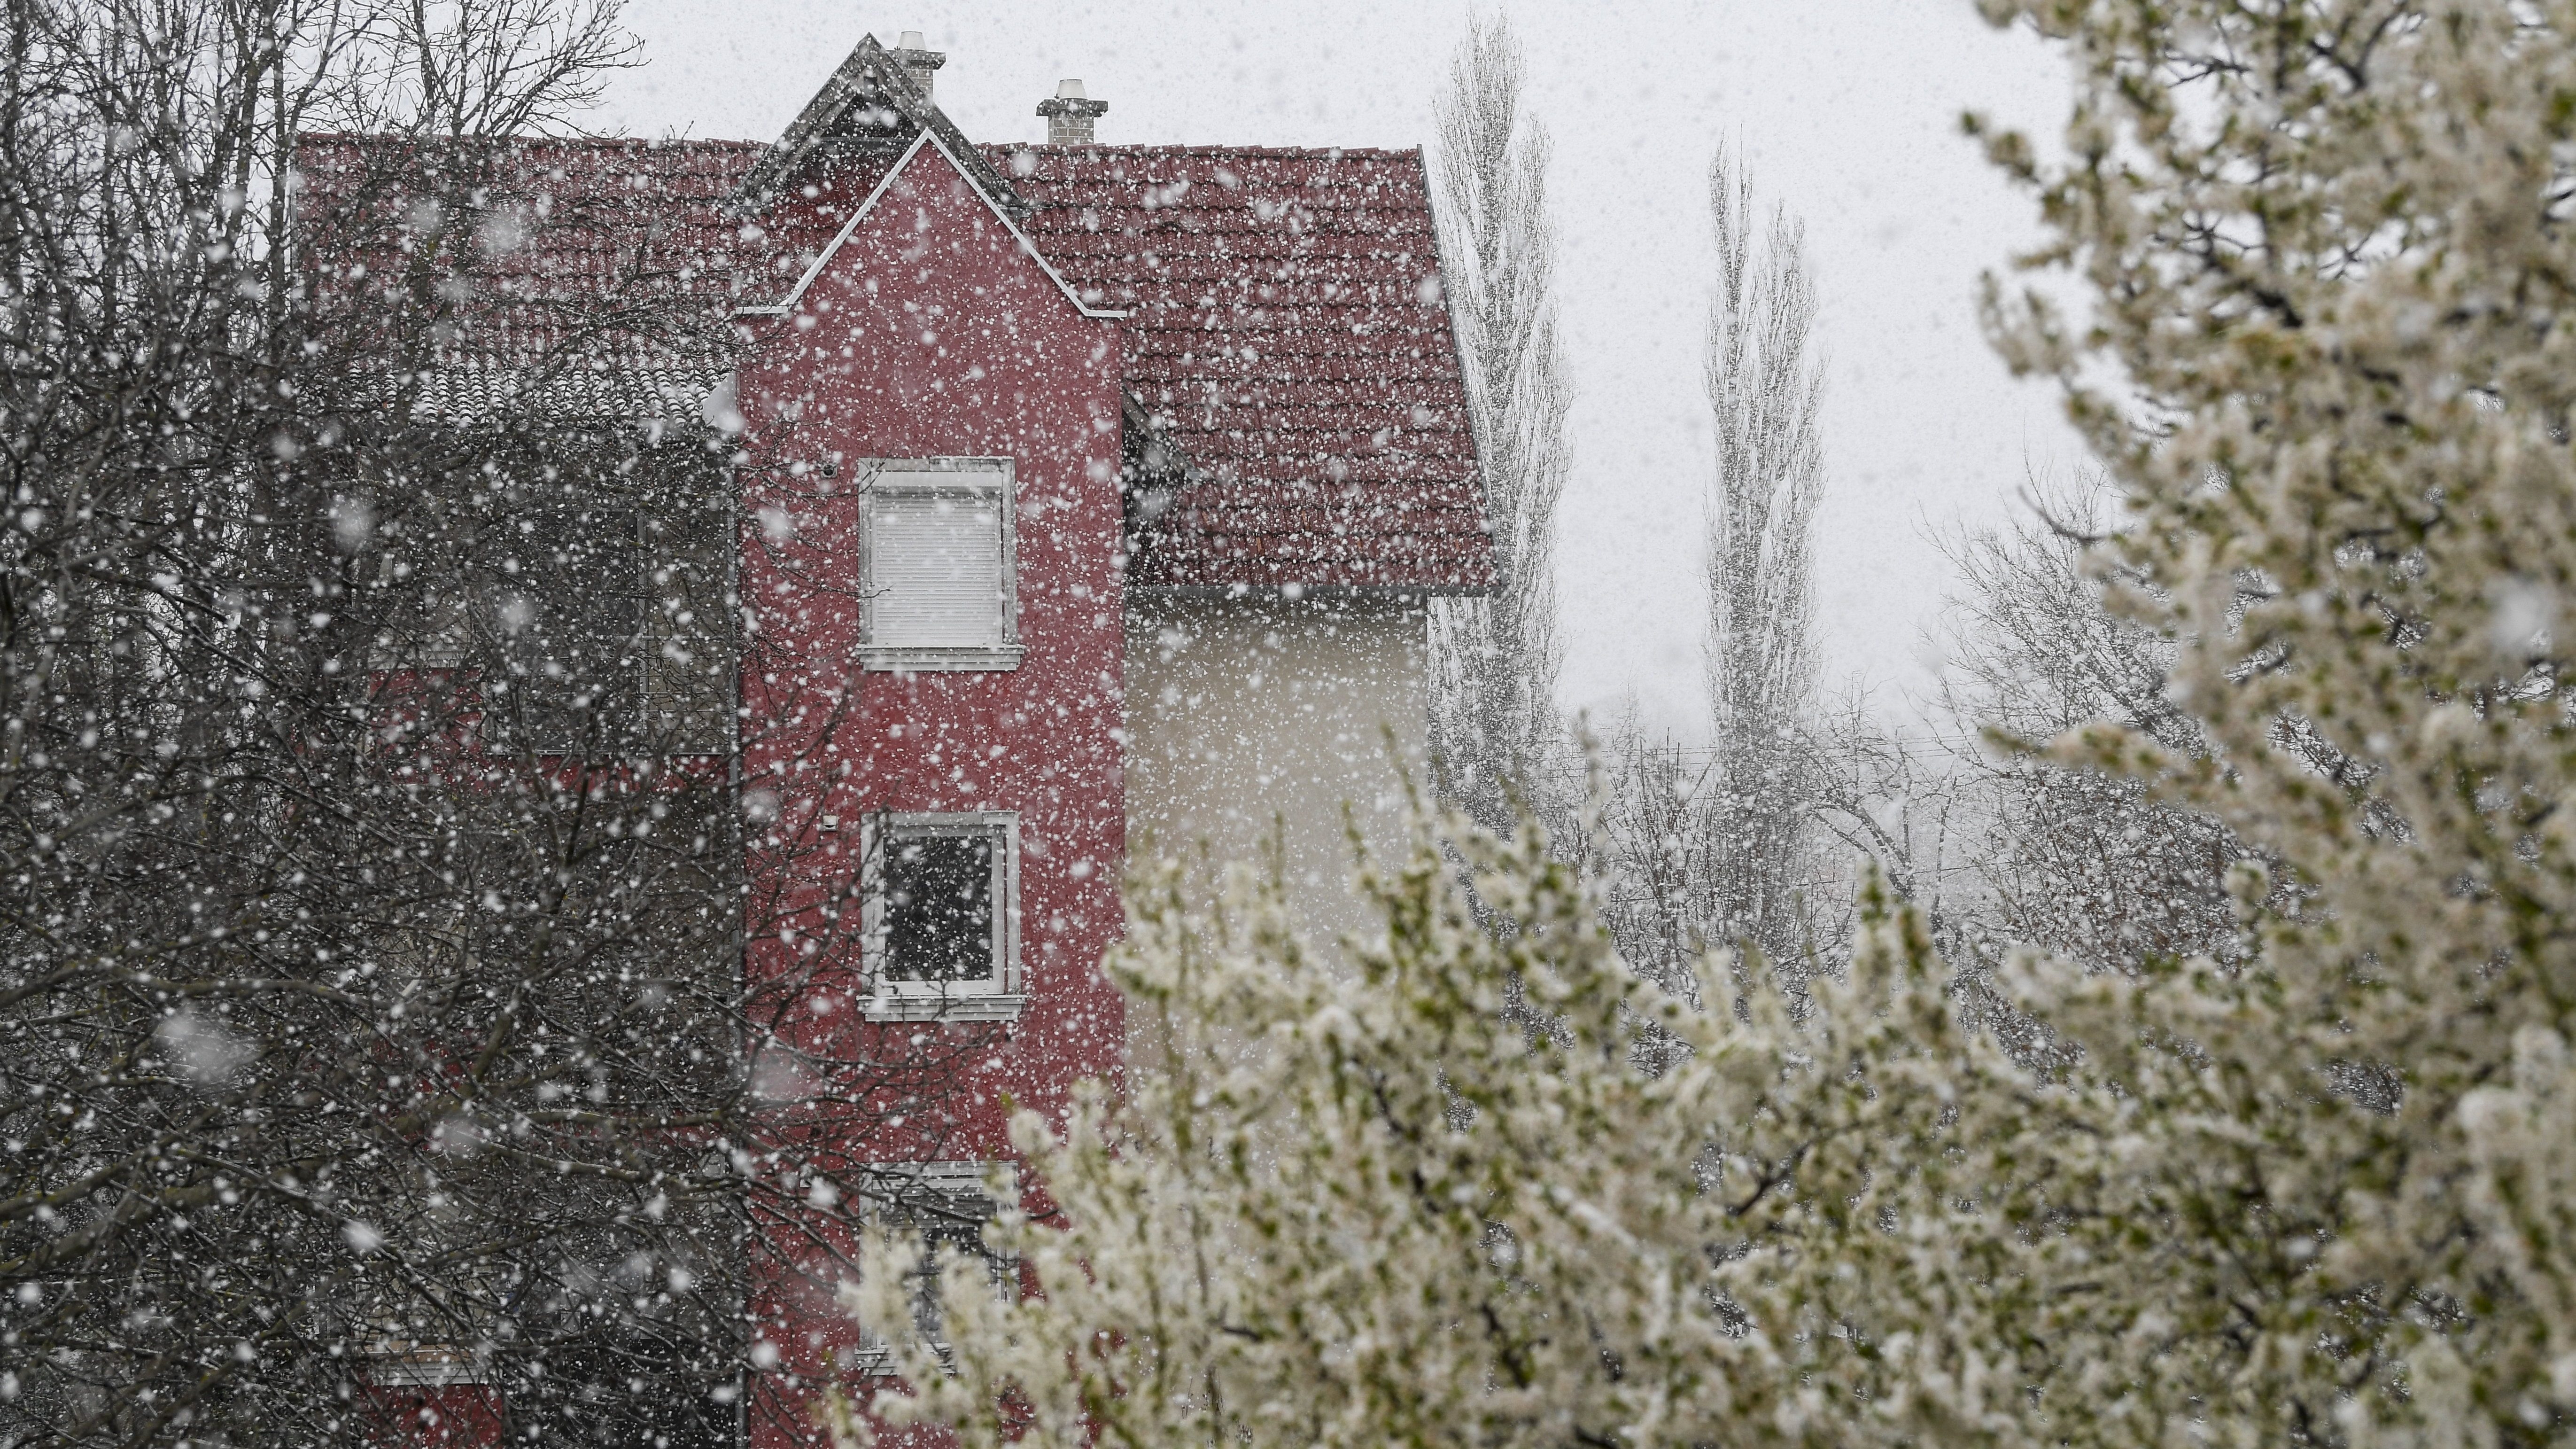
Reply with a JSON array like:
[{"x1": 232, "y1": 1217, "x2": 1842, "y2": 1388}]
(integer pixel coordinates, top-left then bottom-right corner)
[{"x1": 302, "y1": 29, "x2": 1490, "y2": 1447}]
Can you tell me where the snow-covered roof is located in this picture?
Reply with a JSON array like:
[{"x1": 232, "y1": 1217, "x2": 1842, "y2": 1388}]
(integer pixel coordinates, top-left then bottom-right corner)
[{"x1": 727, "y1": 33, "x2": 1026, "y2": 226}]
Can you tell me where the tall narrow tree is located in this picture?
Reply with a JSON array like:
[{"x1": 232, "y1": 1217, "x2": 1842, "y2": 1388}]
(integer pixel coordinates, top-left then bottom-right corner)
[
  {"x1": 1426, "y1": 14, "x2": 1571, "y2": 837},
  {"x1": 1699, "y1": 144, "x2": 1825, "y2": 966}
]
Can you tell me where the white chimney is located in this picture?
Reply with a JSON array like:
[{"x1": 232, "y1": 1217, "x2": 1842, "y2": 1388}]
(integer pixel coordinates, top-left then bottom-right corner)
[
  {"x1": 1037, "y1": 78, "x2": 1108, "y2": 145},
  {"x1": 889, "y1": 30, "x2": 945, "y2": 102}
]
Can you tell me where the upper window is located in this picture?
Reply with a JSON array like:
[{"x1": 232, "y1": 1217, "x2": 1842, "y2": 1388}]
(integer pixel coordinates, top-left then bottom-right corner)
[
  {"x1": 860, "y1": 812, "x2": 1023, "y2": 1021},
  {"x1": 478, "y1": 501, "x2": 643, "y2": 752},
  {"x1": 860, "y1": 459, "x2": 1022, "y2": 672}
]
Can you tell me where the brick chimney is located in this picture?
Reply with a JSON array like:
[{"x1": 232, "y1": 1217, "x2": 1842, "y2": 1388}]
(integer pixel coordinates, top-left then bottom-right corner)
[
  {"x1": 890, "y1": 31, "x2": 945, "y2": 103},
  {"x1": 1037, "y1": 79, "x2": 1107, "y2": 145}
]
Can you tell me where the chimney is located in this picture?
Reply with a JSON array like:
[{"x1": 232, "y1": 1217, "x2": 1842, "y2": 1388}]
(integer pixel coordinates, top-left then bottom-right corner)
[
  {"x1": 1037, "y1": 79, "x2": 1108, "y2": 145},
  {"x1": 889, "y1": 30, "x2": 945, "y2": 102}
]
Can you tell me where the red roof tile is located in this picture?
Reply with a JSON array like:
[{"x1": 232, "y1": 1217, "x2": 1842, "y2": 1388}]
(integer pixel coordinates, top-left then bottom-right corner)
[
  {"x1": 988, "y1": 144, "x2": 1493, "y2": 593},
  {"x1": 294, "y1": 134, "x2": 765, "y2": 405}
]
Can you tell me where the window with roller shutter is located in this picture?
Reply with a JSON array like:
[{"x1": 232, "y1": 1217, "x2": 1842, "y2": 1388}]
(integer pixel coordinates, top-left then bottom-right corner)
[{"x1": 859, "y1": 458, "x2": 1023, "y2": 671}]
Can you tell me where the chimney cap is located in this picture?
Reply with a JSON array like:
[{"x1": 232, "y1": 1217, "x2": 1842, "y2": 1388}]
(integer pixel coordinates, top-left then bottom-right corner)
[
  {"x1": 1039, "y1": 77, "x2": 1106, "y2": 142},
  {"x1": 1037, "y1": 81, "x2": 1108, "y2": 120},
  {"x1": 887, "y1": 29, "x2": 945, "y2": 101},
  {"x1": 887, "y1": 31, "x2": 945, "y2": 69}
]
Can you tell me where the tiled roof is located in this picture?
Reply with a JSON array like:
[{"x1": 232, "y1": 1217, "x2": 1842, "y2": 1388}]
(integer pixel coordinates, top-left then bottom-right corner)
[
  {"x1": 295, "y1": 128, "x2": 1497, "y2": 592},
  {"x1": 991, "y1": 145, "x2": 1494, "y2": 592},
  {"x1": 293, "y1": 134, "x2": 767, "y2": 416},
  {"x1": 334, "y1": 365, "x2": 735, "y2": 428}
]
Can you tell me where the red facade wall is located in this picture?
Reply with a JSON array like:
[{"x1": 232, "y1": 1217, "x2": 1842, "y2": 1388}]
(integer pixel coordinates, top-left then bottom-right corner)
[
  {"x1": 361, "y1": 1384, "x2": 507, "y2": 1448},
  {"x1": 731, "y1": 138, "x2": 1129, "y2": 1446}
]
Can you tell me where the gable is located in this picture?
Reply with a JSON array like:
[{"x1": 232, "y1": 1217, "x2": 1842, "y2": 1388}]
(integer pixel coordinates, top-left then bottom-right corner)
[
  {"x1": 729, "y1": 33, "x2": 1026, "y2": 226},
  {"x1": 737, "y1": 131, "x2": 1122, "y2": 324}
]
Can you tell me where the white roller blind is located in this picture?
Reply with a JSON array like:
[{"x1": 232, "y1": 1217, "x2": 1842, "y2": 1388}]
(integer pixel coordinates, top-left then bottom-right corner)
[{"x1": 870, "y1": 491, "x2": 1005, "y2": 648}]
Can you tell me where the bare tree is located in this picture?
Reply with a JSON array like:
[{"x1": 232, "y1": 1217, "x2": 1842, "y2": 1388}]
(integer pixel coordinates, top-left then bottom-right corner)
[
  {"x1": 1927, "y1": 475, "x2": 2249, "y2": 974},
  {"x1": 0, "y1": 5, "x2": 979, "y2": 1445},
  {"x1": 1583, "y1": 710, "x2": 1713, "y2": 997},
  {"x1": 1426, "y1": 13, "x2": 1571, "y2": 840},
  {"x1": 1697, "y1": 143, "x2": 1824, "y2": 967},
  {"x1": 1801, "y1": 690, "x2": 1967, "y2": 947}
]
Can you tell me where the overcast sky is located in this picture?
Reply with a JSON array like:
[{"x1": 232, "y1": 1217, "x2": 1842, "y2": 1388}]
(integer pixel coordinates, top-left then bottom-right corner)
[{"x1": 594, "y1": 0, "x2": 2093, "y2": 735}]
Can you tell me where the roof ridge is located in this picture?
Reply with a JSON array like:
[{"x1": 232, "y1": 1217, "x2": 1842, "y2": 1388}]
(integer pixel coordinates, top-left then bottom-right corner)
[
  {"x1": 299, "y1": 131, "x2": 766, "y2": 151},
  {"x1": 986, "y1": 143, "x2": 1423, "y2": 160}
]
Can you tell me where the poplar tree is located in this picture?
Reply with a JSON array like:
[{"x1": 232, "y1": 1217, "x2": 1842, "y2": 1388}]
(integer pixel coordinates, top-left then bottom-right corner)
[
  {"x1": 1426, "y1": 14, "x2": 1571, "y2": 839},
  {"x1": 1698, "y1": 144, "x2": 1825, "y2": 968}
]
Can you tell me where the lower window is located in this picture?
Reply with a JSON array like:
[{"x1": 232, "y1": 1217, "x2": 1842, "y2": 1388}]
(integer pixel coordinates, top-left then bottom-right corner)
[
  {"x1": 848, "y1": 1161, "x2": 1016, "y2": 1375},
  {"x1": 861, "y1": 812, "x2": 1023, "y2": 1021}
]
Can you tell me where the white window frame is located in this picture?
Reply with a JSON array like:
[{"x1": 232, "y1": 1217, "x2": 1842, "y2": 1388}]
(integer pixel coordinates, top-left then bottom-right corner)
[
  {"x1": 858, "y1": 811, "x2": 1025, "y2": 1022},
  {"x1": 846, "y1": 1160, "x2": 1018, "y2": 1376},
  {"x1": 857, "y1": 457, "x2": 1024, "y2": 673}
]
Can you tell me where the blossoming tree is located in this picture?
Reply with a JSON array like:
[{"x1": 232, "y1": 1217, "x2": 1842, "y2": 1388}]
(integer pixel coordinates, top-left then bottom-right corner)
[{"x1": 838, "y1": 4, "x2": 2576, "y2": 1445}]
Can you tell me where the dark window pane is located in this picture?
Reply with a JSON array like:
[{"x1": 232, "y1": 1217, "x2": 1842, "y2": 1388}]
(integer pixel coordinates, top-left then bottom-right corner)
[
  {"x1": 640, "y1": 478, "x2": 733, "y2": 751},
  {"x1": 884, "y1": 835, "x2": 993, "y2": 983}
]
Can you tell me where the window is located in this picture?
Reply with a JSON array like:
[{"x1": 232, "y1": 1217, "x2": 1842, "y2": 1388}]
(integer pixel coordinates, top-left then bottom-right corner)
[
  {"x1": 848, "y1": 1161, "x2": 1016, "y2": 1376},
  {"x1": 860, "y1": 812, "x2": 1023, "y2": 1021},
  {"x1": 482, "y1": 502, "x2": 645, "y2": 752},
  {"x1": 461, "y1": 448, "x2": 733, "y2": 755},
  {"x1": 860, "y1": 458, "x2": 1022, "y2": 672}
]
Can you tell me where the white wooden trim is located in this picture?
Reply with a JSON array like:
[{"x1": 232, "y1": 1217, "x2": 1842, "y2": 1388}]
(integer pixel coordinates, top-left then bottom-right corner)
[
  {"x1": 733, "y1": 130, "x2": 931, "y2": 319},
  {"x1": 913, "y1": 127, "x2": 1128, "y2": 319},
  {"x1": 855, "y1": 992, "x2": 1029, "y2": 1022},
  {"x1": 364, "y1": 1347, "x2": 488, "y2": 1387},
  {"x1": 858, "y1": 810, "x2": 1023, "y2": 1023},
  {"x1": 864, "y1": 1159, "x2": 1010, "y2": 1198},
  {"x1": 847, "y1": 1160, "x2": 1018, "y2": 1374}
]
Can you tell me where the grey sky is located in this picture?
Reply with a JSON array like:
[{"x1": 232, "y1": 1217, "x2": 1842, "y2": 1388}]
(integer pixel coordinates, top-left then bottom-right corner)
[{"x1": 595, "y1": 0, "x2": 2091, "y2": 735}]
